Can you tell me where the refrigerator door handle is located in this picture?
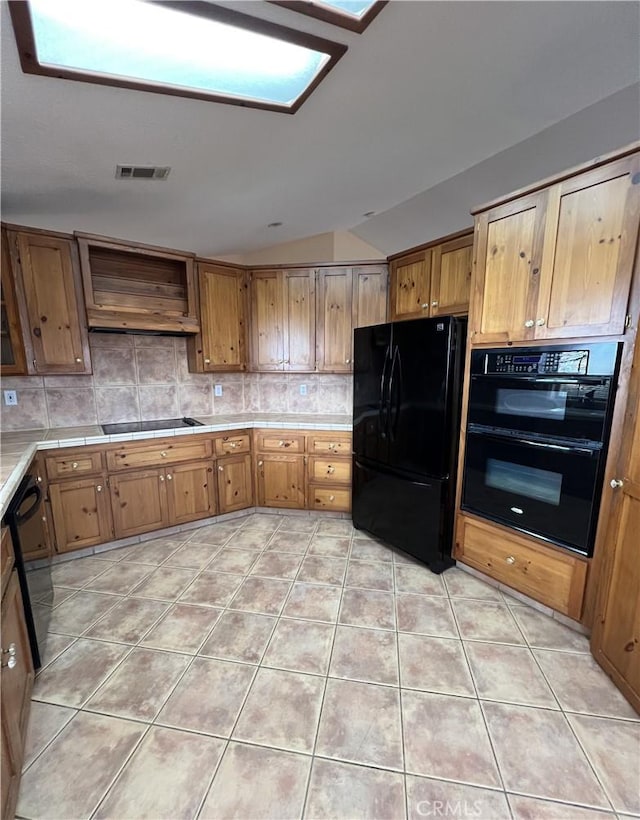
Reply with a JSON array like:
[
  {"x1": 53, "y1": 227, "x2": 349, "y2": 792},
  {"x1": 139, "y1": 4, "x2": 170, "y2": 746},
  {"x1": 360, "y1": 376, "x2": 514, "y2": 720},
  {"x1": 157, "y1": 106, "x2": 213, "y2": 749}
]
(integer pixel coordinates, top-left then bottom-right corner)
[
  {"x1": 379, "y1": 345, "x2": 392, "y2": 437},
  {"x1": 388, "y1": 346, "x2": 402, "y2": 441}
]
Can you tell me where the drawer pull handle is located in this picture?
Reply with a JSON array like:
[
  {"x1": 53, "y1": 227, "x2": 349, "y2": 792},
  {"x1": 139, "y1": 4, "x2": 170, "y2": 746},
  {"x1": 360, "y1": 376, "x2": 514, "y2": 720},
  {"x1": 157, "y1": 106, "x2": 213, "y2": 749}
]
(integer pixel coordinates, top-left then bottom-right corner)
[
  {"x1": 279, "y1": 441, "x2": 291, "y2": 448},
  {"x1": 610, "y1": 478, "x2": 624, "y2": 489},
  {"x1": 75, "y1": 357, "x2": 82, "y2": 363},
  {"x1": 505, "y1": 555, "x2": 516, "y2": 565},
  {"x1": 1, "y1": 656, "x2": 16, "y2": 670},
  {"x1": 329, "y1": 495, "x2": 335, "y2": 501},
  {"x1": 204, "y1": 358, "x2": 211, "y2": 364},
  {"x1": 96, "y1": 485, "x2": 103, "y2": 493},
  {"x1": 230, "y1": 442, "x2": 238, "y2": 448},
  {"x1": 71, "y1": 462, "x2": 78, "y2": 469},
  {"x1": 160, "y1": 451, "x2": 168, "y2": 458},
  {"x1": 524, "y1": 319, "x2": 535, "y2": 328},
  {"x1": 421, "y1": 303, "x2": 429, "y2": 309},
  {"x1": 327, "y1": 466, "x2": 335, "y2": 474}
]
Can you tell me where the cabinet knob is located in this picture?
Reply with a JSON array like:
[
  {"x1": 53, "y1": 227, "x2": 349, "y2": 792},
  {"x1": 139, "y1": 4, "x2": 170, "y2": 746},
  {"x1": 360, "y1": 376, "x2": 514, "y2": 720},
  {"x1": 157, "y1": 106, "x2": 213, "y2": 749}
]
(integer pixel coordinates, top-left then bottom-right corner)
[
  {"x1": 218, "y1": 465, "x2": 224, "y2": 472},
  {"x1": 37, "y1": 475, "x2": 43, "y2": 483},
  {"x1": 536, "y1": 318, "x2": 546, "y2": 327},
  {"x1": 160, "y1": 451, "x2": 168, "y2": 458},
  {"x1": 431, "y1": 301, "x2": 439, "y2": 307},
  {"x1": 166, "y1": 474, "x2": 173, "y2": 481},
  {"x1": 204, "y1": 358, "x2": 211, "y2": 364},
  {"x1": 345, "y1": 359, "x2": 351, "y2": 364},
  {"x1": 327, "y1": 466, "x2": 335, "y2": 474},
  {"x1": 505, "y1": 555, "x2": 516, "y2": 565},
  {"x1": 159, "y1": 476, "x2": 165, "y2": 482},
  {"x1": 1, "y1": 644, "x2": 17, "y2": 668},
  {"x1": 230, "y1": 442, "x2": 238, "y2": 448},
  {"x1": 329, "y1": 495, "x2": 335, "y2": 501},
  {"x1": 421, "y1": 303, "x2": 429, "y2": 309},
  {"x1": 71, "y1": 462, "x2": 78, "y2": 469},
  {"x1": 610, "y1": 478, "x2": 624, "y2": 489},
  {"x1": 75, "y1": 357, "x2": 82, "y2": 363},
  {"x1": 524, "y1": 320, "x2": 535, "y2": 328},
  {"x1": 258, "y1": 460, "x2": 263, "y2": 467},
  {"x1": 1, "y1": 656, "x2": 17, "y2": 670},
  {"x1": 96, "y1": 485, "x2": 103, "y2": 492},
  {"x1": 2, "y1": 643, "x2": 16, "y2": 657}
]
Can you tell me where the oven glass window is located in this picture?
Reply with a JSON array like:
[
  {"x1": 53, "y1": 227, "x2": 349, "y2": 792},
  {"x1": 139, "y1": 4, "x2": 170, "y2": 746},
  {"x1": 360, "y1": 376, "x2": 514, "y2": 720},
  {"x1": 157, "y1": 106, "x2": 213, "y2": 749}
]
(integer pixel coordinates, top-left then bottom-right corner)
[
  {"x1": 485, "y1": 458, "x2": 563, "y2": 506},
  {"x1": 495, "y1": 388, "x2": 567, "y2": 420}
]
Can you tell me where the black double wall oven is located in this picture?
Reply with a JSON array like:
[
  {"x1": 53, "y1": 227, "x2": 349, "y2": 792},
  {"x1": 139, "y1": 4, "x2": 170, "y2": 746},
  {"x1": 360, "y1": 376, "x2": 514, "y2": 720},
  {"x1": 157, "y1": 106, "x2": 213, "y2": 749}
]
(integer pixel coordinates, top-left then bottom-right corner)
[{"x1": 461, "y1": 342, "x2": 622, "y2": 557}]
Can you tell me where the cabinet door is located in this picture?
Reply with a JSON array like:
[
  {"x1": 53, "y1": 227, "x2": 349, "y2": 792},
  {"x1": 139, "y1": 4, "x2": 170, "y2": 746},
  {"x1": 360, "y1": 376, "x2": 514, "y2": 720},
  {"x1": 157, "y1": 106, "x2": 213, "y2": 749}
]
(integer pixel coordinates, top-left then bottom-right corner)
[
  {"x1": 353, "y1": 266, "x2": 388, "y2": 328},
  {"x1": 1, "y1": 229, "x2": 27, "y2": 375},
  {"x1": 591, "y1": 339, "x2": 640, "y2": 712},
  {"x1": 9, "y1": 230, "x2": 90, "y2": 373},
  {"x1": 389, "y1": 251, "x2": 431, "y2": 322},
  {"x1": 536, "y1": 154, "x2": 640, "y2": 339},
  {"x1": 198, "y1": 264, "x2": 247, "y2": 371},
  {"x1": 217, "y1": 454, "x2": 254, "y2": 514},
  {"x1": 110, "y1": 469, "x2": 169, "y2": 539},
  {"x1": 1, "y1": 571, "x2": 34, "y2": 820},
  {"x1": 316, "y1": 268, "x2": 353, "y2": 372},
  {"x1": 166, "y1": 461, "x2": 216, "y2": 525},
  {"x1": 430, "y1": 234, "x2": 473, "y2": 317},
  {"x1": 49, "y1": 478, "x2": 113, "y2": 553},
  {"x1": 471, "y1": 192, "x2": 548, "y2": 344},
  {"x1": 283, "y1": 269, "x2": 315, "y2": 371},
  {"x1": 250, "y1": 270, "x2": 284, "y2": 371},
  {"x1": 256, "y1": 454, "x2": 305, "y2": 509}
]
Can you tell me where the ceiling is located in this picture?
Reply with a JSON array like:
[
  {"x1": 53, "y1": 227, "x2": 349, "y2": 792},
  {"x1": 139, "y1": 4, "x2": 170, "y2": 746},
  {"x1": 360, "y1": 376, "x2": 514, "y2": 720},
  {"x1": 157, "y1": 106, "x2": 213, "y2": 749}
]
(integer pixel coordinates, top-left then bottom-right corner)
[{"x1": 1, "y1": 1, "x2": 639, "y2": 258}]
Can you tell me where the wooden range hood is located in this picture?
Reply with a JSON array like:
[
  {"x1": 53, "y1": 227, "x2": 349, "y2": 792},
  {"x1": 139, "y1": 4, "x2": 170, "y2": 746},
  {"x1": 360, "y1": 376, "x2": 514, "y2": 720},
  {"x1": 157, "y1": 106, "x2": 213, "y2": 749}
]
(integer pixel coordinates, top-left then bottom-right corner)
[{"x1": 75, "y1": 232, "x2": 200, "y2": 334}]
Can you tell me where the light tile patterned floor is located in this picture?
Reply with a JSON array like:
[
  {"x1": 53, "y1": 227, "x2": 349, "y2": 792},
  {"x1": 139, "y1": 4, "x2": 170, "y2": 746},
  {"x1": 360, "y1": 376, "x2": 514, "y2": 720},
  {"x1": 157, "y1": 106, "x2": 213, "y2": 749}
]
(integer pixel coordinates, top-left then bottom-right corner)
[{"x1": 18, "y1": 513, "x2": 640, "y2": 820}]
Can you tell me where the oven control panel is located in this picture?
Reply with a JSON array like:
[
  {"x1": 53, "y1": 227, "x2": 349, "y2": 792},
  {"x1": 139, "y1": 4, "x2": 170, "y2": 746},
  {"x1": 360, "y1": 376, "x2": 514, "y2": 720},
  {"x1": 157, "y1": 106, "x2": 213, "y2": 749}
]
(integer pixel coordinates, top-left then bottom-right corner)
[{"x1": 486, "y1": 350, "x2": 590, "y2": 375}]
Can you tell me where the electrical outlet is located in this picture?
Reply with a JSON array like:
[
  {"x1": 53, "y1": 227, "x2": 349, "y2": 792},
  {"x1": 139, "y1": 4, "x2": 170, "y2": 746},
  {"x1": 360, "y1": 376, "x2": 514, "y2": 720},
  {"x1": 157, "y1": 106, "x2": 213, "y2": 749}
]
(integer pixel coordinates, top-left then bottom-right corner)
[
  {"x1": 3, "y1": 390, "x2": 18, "y2": 406},
  {"x1": 299, "y1": 384, "x2": 307, "y2": 396},
  {"x1": 214, "y1": 384, "x2": 223, "y2": 397}
]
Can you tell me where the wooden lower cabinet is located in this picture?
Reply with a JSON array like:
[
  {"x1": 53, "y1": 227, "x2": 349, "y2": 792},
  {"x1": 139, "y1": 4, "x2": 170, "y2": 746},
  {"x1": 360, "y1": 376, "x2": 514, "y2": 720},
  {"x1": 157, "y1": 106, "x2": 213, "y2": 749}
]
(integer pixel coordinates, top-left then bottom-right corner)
[
  {"x1": 49, "y1": 477, "x2": 113, "y2": 553},
  {"x1": 1, "y1": 569, "x2": 34, "y2": 820},
  {"x1": 455, "y1": 515, "x2": 588, "y2": 620},
  {"x1": 110, "y1": 469, "x2": 169, "y2": 539},
  {"x1": 166, "y1": 461, "x2": 216, "y2": 525},
  {"x1": 217, "y1": 454, "x2": 253, "y2": 514},
  {"x1": 309, "y1": 485, "x2": 351, "y2": 513},
  {"x1": 256, "y1": 454, "x2": 305, "y2": 509}
]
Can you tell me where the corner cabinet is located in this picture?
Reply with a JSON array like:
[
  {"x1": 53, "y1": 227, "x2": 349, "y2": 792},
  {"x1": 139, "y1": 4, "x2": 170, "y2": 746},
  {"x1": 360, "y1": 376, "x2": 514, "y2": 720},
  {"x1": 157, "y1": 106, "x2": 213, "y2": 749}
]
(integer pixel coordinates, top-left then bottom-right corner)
[
  {"x1": 470, "y1": 152, "x2": 640, "y2": 344},
  {"x1": 188, "y1": 263, "x2": 248, "y2": 372},
  {"x1": 4, "y1": 226, "x2": 91, "y2": 374},
  {"x1": 389, "y1": 232, "x2": 472, "y2": 323}
]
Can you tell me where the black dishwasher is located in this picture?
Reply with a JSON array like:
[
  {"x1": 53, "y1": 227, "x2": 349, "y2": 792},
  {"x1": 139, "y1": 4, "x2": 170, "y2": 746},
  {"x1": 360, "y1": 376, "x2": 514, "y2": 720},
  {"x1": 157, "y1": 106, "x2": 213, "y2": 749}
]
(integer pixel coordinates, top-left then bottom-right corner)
[{"x1": 4, "y1": 474, "x2": 52, "y2": 668}]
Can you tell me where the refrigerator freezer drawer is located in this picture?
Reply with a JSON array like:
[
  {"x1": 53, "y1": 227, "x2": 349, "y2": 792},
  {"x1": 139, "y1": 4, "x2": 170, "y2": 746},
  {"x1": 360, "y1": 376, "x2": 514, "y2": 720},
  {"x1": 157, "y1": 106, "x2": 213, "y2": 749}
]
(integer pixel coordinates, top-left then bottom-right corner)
[{"x1": 352, "y1": 459, "x2": 454, "y2": 573}]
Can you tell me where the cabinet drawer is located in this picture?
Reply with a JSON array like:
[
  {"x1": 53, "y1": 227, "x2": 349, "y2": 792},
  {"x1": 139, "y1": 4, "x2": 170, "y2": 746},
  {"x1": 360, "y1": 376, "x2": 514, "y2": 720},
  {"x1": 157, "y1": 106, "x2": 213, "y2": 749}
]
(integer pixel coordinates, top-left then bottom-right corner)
[
  {"x1": 455, "y1": 515, "x2": 587, "y2": 619},
  {"x1": 1, "y1": 528, "x2": 15, "y2": 598},
  {"x1": 256, "y1": 432, "x2": 305, "y2": 453},
  {"x1": 309, "y1": 485, "x2": 351, "y2": 513},
  {"x1": 107, "y1": 437, "x2": 213, "y2": 471},
  {"x1": 45, "y1": 449, "x2": 104, "y2": 480},
  {"x1": 214, "y1": 433, "x2": 251, "y2": 457},
  {"x1": 307, "y1": 434, "x2": 352, "y2": 455},
  {"x1": 308, "y1": 456, "x2": 351, "y2": 484}
]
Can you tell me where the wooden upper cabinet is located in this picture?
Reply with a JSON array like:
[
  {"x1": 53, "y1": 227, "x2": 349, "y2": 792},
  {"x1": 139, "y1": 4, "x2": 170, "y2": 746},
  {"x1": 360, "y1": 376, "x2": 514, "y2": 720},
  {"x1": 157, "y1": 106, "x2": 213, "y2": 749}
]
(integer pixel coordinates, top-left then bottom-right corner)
[
  {"x1": 316, "y1": 267, "x2": 353, "y2": 372},
  {"x1": 1, "y1": 229, "x2": 27, "y2": 375},
  {"x1": 283, "y1": 269, "x2": 315, "y2": 371},
  {"x1": 250, "y1": 270, "x2": 284, "y2": 371},
  {"x1": 249, "y1": 269, "x2": 316, "y2": 372},
  {"x1": 535, "y1": 154, "x2": 640, "y2": 339},
  {"x1": 431, "y1": 234, "x2": 473, "y2": 317},
  {"x1": 470, "y1": 192, "x2": 548, "y2": 344},
  {"x1": 353, "y1": 265, "x2": 388, "y2": 328},
  {"x1": 389, "y1": 250, "x2": 432, "y2": 322},
  {"x1": 189, "y1": 263, "x2": 247, "y2": 372},
  {"x1": 5, "y1": 228, "x2": 91, "y2": 374},
  {"x1": 471, "y1": 150, "x2": 640, "y2": 344},
  {"x1": 76, "y1": 233, "x2": 198, "y2": 334}
]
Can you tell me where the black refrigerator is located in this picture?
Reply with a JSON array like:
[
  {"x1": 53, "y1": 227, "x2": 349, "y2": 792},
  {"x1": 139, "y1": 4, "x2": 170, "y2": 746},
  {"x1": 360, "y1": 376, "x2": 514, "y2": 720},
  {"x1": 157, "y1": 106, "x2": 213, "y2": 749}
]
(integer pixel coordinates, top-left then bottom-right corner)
[{"x1": 352, "y1": 315, "x2": 467, "y2": 573}]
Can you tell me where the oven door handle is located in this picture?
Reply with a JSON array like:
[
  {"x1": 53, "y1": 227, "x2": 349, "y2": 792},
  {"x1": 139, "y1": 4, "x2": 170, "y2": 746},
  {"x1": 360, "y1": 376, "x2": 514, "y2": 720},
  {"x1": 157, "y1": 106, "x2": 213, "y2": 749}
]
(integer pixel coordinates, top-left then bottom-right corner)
[
  {"x1": 516, "y1": 437, "x2": 598, "y2": 456},
  {"x1": 15, "y1": 484, "x2": 43, "y2": 525}
]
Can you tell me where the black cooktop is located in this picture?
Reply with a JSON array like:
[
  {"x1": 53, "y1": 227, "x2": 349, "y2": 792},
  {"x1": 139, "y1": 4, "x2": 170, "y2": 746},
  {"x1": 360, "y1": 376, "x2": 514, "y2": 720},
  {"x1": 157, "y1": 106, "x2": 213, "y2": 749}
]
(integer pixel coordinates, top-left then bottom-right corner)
[{"x1": 101, "y1": 417, "x2": 204, "y2": 435}]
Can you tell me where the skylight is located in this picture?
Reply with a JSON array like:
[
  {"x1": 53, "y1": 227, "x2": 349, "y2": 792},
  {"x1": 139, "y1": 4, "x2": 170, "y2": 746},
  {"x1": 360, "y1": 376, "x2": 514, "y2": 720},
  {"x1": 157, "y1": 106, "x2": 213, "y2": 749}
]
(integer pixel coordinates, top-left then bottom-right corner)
[
  {"x1": 270, "y1": 0, "x2": 387, "y2": 32},
  {"x1": 9, "y1": 0, "x2": 347, "y2": 113}
]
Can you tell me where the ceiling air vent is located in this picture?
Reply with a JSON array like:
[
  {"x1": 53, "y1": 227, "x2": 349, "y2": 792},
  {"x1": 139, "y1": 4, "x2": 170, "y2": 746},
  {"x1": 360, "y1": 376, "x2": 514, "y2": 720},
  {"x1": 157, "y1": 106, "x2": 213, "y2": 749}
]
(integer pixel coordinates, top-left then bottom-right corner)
[{"x1": 115, "y1": 165, "x2": 171, "y2": 180}]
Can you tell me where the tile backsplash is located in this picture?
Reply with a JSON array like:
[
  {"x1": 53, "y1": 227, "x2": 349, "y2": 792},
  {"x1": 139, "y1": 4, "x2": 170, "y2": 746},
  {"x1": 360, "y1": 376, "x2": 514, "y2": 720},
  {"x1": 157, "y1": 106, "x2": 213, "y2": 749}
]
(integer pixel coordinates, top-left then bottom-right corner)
[{"x1": 0, "y1": 334, "x2": 353, "y2": 431}]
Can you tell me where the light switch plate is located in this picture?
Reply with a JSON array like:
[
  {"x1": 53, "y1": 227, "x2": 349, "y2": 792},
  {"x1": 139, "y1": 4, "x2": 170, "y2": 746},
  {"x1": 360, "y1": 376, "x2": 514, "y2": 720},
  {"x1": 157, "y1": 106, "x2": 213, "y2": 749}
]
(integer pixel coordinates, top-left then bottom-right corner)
[
  {"x1": 299, "y1": 384, "x2": 307, "y2": 395},
  {"x1": 3, "y1": 390, "x2": 17, "y2": 406},
  {"x1": 214, "y1": 384, "x2": 223, "y2": 397}
]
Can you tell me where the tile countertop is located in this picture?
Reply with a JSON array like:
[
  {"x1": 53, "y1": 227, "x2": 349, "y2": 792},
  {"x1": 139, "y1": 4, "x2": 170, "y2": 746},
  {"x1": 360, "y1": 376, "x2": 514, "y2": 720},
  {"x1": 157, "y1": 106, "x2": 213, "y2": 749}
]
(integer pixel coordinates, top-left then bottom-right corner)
[{"x1": 0, "y1": 413, "x2": 352, "y2": 520}]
